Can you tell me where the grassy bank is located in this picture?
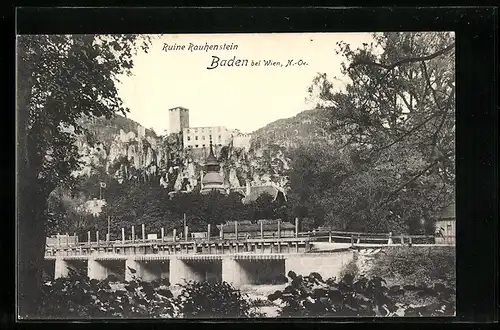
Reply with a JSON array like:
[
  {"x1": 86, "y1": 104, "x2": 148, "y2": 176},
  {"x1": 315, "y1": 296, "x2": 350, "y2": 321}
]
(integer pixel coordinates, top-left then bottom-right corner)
[
  {"x1": 335, "y1": 246, "x2": 456, "y2": 311},
  {"x1": 365, "y1": 246, "x2": 456, "y2": 288}
]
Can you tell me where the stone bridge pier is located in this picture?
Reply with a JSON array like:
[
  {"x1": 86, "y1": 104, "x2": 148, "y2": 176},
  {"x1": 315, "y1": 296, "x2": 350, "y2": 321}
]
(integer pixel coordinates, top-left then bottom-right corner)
[
  {"x1": 170, "y1": 258, "x2": 222, "y2": 285},
  {"x1": 88, "y1": 258, "x2": 125, "y2": 281},
  {"x1": 54, "y1": 258, "x2": 87, "y2": 279},
  {"x1": 125, "y1": 259, "x2": 169, "y2": 282},
  {"x1": 222, "y1": 258, "x2": 286, "y2": 286}
]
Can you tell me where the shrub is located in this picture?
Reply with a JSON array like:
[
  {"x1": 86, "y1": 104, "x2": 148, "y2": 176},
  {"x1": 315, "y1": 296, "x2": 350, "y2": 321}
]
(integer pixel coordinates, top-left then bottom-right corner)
[
  {"x1": 339, "y1": 254, "x2": 359, "y2": 279},
  {"x1": 39, "y1": 268, "x2": 263, "y2": 319},
  {"x1": 39, "y1": 268, "x2": 178, "y2": 318},
  {"x1": 174, "y1": 280, "x2": 264, "y2": 318},
  {"x1": 368, "y1": 247, "x2": 456, "y2": 287},
  {"x1": 268, "y1": 271, "x2": 456, "y2": 317},
  {"x1": 251, "y1": 298, "x2": 275, "y2": 308}
]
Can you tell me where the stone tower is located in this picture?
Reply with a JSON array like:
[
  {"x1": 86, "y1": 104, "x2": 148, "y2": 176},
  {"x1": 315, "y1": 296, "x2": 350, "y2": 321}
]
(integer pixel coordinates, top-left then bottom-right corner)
[{"x1": 168, "y1": 106, "x2": 190, "y2": 135}]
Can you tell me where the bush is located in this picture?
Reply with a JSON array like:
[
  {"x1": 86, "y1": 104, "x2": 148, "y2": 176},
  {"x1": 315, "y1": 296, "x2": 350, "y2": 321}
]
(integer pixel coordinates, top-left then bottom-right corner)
[
  {"x1": 339, "y1": 254, "x2": 359, "y2": 279},
  {"x1": 38, "y1": 268, "x2": 455, "y2": 318},
  {"x1": 251, "y1": 298, "x2": 275, "y2": 308},
  {"x1": 368, "y1": 247, "x2": 456, "y2": 287},
  {"x1": 268, "y1": 271, "x2": 455, "y2": 317},
  {"x1": 39, "y1": 269, "x2": 178, "y2": 318},
  {"x1": 38, "y1": 268, "x2": 264, "y2": 319},
  {"x1": 175, "y1": 280, "x2": 264, "y2": 318}
]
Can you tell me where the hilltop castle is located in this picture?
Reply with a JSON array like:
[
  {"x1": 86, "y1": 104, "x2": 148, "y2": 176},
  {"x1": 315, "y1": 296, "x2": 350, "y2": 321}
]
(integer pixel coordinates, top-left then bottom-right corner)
[
  {"x1": 167, "y1": 106, "x2": 286, "y2": 203},
  {"x1": 168, "y1": 106, "x2": 251, "y2": 151}
]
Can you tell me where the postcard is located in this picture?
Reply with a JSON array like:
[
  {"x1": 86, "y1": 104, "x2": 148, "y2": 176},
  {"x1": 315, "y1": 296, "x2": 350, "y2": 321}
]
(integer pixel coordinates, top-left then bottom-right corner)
[{"x1": 17, "y1": 32, "x2": 456, "y2": 319}]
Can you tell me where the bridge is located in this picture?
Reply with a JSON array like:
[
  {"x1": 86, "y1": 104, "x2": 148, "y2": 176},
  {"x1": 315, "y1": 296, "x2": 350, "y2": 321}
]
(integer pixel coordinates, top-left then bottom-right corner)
[{"x1": 44, "y1": 225, "x2": 451, "y2": 288}]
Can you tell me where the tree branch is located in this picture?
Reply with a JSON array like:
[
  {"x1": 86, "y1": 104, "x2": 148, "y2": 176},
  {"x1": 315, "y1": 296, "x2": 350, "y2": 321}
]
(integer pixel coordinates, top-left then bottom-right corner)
[
  {"x1": 422, "y1": 61, "x2": 454, "y2": 147},
  {"x1": 371, "y1": 111, "x2": 441, "y2": 153},
  {"x1": 376, "y1": 160, "x2": 439, "y2": 210},
  {"x1": 349, "y1": 42, "x2": 455, "y2": 71},
  {"x1": 376, "y1": 147, "x2": 454, "y2": 211}
]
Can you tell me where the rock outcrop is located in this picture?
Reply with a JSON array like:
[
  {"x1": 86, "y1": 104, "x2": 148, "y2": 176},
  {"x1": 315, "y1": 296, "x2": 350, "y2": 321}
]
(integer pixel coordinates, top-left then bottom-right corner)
[{"x1": 69, "y1": 108, "x2": 336, "y2": 205}]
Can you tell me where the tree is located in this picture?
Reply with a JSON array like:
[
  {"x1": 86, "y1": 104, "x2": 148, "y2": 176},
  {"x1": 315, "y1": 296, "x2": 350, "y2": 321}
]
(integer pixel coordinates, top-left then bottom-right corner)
[
  {"x1": 16, "y1": 34, "x2": 152, "y2": 317},
  {"x1": 46, "y1": 187, "x2": 94, "y2": 235},
  {"x1": 286, "y1": 142, "x2": 354, "y2": 229},
  {"x1": 306, "y1": 32, "x2": 455, "y2": 232},
  {"x1": 248, "y1": 192, "x2": 274, "y2": 220}
]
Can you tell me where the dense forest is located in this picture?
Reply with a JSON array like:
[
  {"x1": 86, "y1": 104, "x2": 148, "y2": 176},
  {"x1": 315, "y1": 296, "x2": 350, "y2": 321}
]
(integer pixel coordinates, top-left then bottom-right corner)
[{"x1": 48, "y1": 179, "x2": 290, "y2": 240}]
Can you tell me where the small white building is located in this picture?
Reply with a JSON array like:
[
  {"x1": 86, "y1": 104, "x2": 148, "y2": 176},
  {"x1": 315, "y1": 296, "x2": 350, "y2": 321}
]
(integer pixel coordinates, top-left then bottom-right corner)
[{"x1": 435, "y1": 203, "x2": 455, "y2": 245}]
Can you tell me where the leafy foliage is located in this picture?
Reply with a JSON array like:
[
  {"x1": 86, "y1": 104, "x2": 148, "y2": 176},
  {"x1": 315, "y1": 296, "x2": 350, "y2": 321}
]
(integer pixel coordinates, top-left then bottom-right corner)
[
  {"x1": 367, "y1": 247, "x2": 456, "y2": 288},
  {"x1": 17, "y1": 34, "x2": 154, "y2": 317},
  {"x1": 39, "y1": 269, "x2": 178, "y2": 318},
  {"x1": 286, "y1": 32, "x2": 455, "y2": 233},
  {"x1": 175, "y1": 280, "x2": 264, "y2": 318},
  {"x1": 54, "y1": 179, "x2": 286, "y2": 239},
  {"x1": 38, "y1": 270, "x2": 263, "y2": 319},
  {"x1": 46, "y1": 187, "x2": 93, "y2": 235},
  {"x1": 286, "y1": 142, "x2": 353, "y2": 230},
  {"x1": 37, "y1": 267, "x2": 454, "y2": 318},
  {"x1": 250, "y1": 297, "x2": 275, "y2": 308},
  {"x1": 268, "y1": 271, "x2": 455, "y2": 317}
]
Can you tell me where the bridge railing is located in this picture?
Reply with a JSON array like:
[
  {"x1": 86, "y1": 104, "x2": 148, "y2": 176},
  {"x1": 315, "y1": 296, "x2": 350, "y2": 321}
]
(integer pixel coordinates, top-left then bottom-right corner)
[
  {"x1": 312, "y1": 229, "x2": 390, "y2": 237},
  {"x1": 45, "y1": 229, "x2": 441, "y2": 252},
  {"x1": 44, "y1": 237, "x2": 314, "y2": 257},
  {"x1": 304, "y1": 231, "x2": 437, "y2": 246},
  {"x1": 46, "y1": 235, "x2": 313, "y2": 250}
]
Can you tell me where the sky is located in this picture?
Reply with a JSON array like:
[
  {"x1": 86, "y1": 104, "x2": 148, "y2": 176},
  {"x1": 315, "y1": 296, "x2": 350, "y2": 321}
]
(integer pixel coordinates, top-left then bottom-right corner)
[{"x1": 116, "y1": 33, "x2": 375, "y2": 135}]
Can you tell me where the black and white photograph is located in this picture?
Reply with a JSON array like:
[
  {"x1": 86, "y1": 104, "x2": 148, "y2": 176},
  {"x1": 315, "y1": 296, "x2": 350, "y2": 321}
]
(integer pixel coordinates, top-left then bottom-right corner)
[{"x1": 17, "y1": 31, "x2": 456, "y2": 319}]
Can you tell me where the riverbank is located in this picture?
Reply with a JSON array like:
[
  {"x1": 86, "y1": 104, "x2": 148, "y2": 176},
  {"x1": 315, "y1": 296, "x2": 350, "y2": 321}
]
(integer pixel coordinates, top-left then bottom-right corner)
[
  {"x1": 239, "y1": 284, "x2": 288, "y2": 317},
  {"x1": 359, "y1": 246, "x2": 456, "y2": 287}
]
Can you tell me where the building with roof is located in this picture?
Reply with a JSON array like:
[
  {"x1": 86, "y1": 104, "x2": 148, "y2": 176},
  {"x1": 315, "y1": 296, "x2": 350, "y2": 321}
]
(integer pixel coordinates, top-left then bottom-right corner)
[
  {"x1": 167, "y1": 106, "x2": 281, "y2": 200},
  {"x1": 435, "y1": 202, "x2": 455, "y2": 245},
  {"x1": 200, "y1": 139, "x2": 226, "y2": 195},
  {"x1": 169, "y1": 106, "x2": 251, "y2": 149},
  {"x1": 216, "y1": 219, "x2": 296, "y2": 239},
  {"x1": 183, "y1": 126, "x2": 232, "y2": 149}
]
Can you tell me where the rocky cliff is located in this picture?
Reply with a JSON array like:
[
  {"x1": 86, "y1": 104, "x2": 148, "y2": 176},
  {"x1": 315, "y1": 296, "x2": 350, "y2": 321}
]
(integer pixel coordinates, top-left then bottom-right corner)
[{"x1": 72, "y1": 108, "x2": 333, "y2": 197}]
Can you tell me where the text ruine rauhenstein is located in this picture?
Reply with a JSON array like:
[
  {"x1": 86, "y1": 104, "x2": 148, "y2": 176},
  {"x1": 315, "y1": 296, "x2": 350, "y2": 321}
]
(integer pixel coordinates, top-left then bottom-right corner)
[{"x1": 162, "y1": 42, "x2": 238, "y2": 52}]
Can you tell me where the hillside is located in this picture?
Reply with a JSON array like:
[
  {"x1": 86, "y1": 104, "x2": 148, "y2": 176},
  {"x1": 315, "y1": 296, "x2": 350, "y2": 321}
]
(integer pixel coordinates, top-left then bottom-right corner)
[
  {"x1": 72, "y1": 114, "x2": 163, "y2": 180},
  {"x1": 64, "y1": 108, "x2": 333, "y2": 213},
  {"x1": 86, "y1": 115, "x2": 158, "y2": 143},
  {"x1": 250, "y1": 108, "x2": 335, "y2": 150}
]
